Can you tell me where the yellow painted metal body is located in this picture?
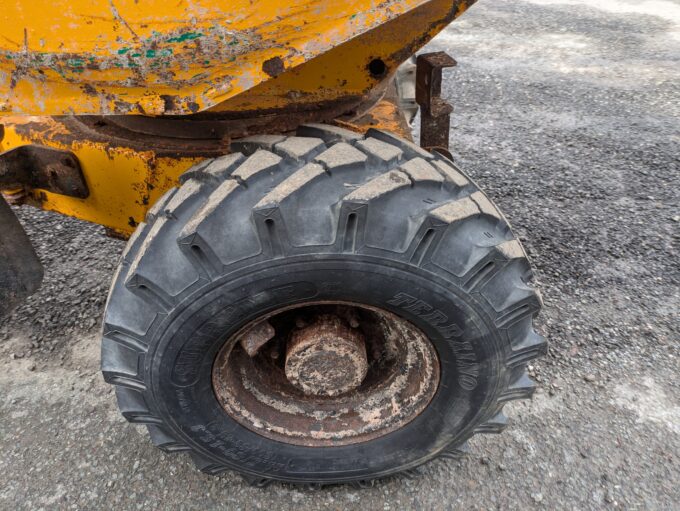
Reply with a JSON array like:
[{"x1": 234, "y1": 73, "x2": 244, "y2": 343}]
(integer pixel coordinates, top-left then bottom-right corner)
[
  {"x1": 0, "y1": 0, "x2": 474, "y2": 116},
  {"x1": 1, "y1": 118, "x2": 194, "y2": 234},
  {"x1": 0, "y1": 0, "x2": 475, "y2": 234}
]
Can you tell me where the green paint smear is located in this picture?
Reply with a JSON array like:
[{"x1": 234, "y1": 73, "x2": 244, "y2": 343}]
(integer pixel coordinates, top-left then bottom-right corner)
[
  {"x1": 167, "y1": 32, "x2": 203, "y2": 43},
  {"x1": 117, "y1": 47, "x2": 130, "y2": 55},
  {"x1": 67, "y1": 58, "x2": 85, "y2": 69}
]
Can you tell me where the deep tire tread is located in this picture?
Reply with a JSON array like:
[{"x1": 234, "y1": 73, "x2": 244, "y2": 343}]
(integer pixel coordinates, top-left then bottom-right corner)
[
  {"x1": 147, "y1": 425, "x2": 192, "y2": 453},
  {"x1": 102, "y1": 127, "x2": 545, "y2": 488}
]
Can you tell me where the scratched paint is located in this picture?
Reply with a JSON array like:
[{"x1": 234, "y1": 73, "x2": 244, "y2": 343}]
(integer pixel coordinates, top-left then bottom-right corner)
[{"x1": 0, "y1": 0, "x2": 476, "y2": 116}]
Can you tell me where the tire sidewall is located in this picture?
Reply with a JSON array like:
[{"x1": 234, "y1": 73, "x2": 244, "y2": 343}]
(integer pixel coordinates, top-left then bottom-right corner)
[{"x1": 148, "y1": 255, "x2": 506, "y2": 482}]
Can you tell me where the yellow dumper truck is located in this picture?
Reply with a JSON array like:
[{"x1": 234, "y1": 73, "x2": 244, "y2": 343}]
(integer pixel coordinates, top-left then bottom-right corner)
[{"x1": 0, "y1": 0, "x2": 545, "y2": 486}]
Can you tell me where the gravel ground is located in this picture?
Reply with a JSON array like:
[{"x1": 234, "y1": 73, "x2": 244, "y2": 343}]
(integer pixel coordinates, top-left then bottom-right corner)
[{"x1": 1, "y1": 0, "x2": 679, "y2": 509}]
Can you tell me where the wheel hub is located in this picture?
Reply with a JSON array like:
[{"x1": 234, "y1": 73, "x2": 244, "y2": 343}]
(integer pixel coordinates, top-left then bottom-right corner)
[
  {"x1": 212, "y1": 303, "x2": 440, "y2": 446},
  {"x1": 285, "y1": 315, "x2": 368, "y2": 397}
]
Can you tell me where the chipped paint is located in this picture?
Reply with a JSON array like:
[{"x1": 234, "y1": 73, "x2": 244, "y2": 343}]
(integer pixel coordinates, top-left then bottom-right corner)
[
  {"x1": 0, "y1": 0, "x2": 479, "y2": 232},
  {"x1": 0, "y1": 0, "x2": 476, "y2": 116}
]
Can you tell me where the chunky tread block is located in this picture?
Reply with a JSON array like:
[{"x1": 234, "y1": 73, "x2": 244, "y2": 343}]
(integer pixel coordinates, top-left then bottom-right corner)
[
  {"x1": 189, "y1": 453, "x2": 230, "y2": 476},
  {"x1": 314, "y1": 142, "x2": 368, "y2": 171},
  {"x1": 479, "y1": 249, "x2": 536, "y2": 309},
  {"x1": 429, "y1": 191, "x2": 500, "y2": 224},
  {"x1": 255, "y1": 163, "x2": 326, "y2": 209},
  {"x1": 438, "y1": 441, "x2": 470, "y2": 460},
  {"x1": 180, "y1": 180, "x2": 241, "y2": 238},
  {"x1": 367, "y1": 128, "x2": 434, "y2": 160},
  {"x1": 355, "y1": 137, "x2": 404, "y2": 166},
  {"x1": 115, "y1": 387, "x2": 159, "y2": 424},
  {"x1": 198, "y1": 154, "x2": 246, "y2": 183},
  {"x1": 273, "y1": 137, "x2": 325, "y2": 162},
  {"x1": 399, "y1": 157, "x2": 444, "y2": 184},
  {"x1": 230, "y1": 134, "x2": 286, "y2": 155},
  {"x1": 145, "y1": 188, "x2": 178, "y2": 223},
  {"x1": 180, "y1": 154, "x2": 245, "y2": 185},
  {"x1": 101, "y1": 333, "x2": 148, "y2": 393},
  {"x1": 344, "y1": 170, "x2": 411, "y2": 202},
  {"x1": 119, "y1": 222, "x2": 148, "y2": 273},
  {"x1": 430, "y1": 159, "x2": 470, "y2": 188},
  {"x1": 124, "y1": 180, "x2": 207, "y2": 303},
  {"x1": 499, "y1": 371, "x2": 537, "y2": 402},
  {"x1": 428, "y1": 193, "x2": 513, "y2": 278},
  {"x1": 147, "y1": 425, "x2": 191, "y2": 453},
  {"x1": 231, "y1": 150, "x2": 283, "y2": 183},
  {"x1": 508, "y1": 329, "x2": 548, "y2": 367},
  {"x1": 297, "y1": 123, "x2": 361, "y2": 144},
  {"x1": 102, "y1": 325, "x2": 148, "y2": 353},
  {"x1": 461, "y1": 239, "x2": 527, "y2": 292},
  {"x1": 494, "y1": 293, "x2": 543, "y2": 328},
  {"x1": 473, "y1": 412, "x2": 508, "y2": 434},
  {"x1": 178, "y1": 159, "x2": 212, "y2": 185}
]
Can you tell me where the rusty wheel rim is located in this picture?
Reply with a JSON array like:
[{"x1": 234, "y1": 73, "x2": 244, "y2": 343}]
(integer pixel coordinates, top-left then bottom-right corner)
[{"x1": 212, "y1": 302, "x2": 440, "y2": 447}]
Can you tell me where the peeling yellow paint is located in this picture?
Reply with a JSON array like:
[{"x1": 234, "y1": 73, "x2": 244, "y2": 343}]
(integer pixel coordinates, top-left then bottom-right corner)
[
  {"x1": 1, "y1": 119, "x2": 202, "y2": 232},
  {"x1": 0, "y1": 0, "x2": 474, "y2": 116}
]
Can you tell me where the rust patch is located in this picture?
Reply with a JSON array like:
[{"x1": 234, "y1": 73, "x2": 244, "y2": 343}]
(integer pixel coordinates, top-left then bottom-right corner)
[
  {"x1": 285, "y1": 315, "x2": 368, "y2": 397},
  {"x1": 416, "y1": 51, "x2": 456, "y2": 152},
  {"x1": 239, "y1": 320, "x2": 276, "y2": 357},
  {"x1": 262, "y1": 56, "x2": 285, "y2": 78},
  {"x1": 0, "y1": 144, "x2": 89, "y2": 198},
  {"x1": 212, "y1": 303, "x2": 440, "y2": 447}
]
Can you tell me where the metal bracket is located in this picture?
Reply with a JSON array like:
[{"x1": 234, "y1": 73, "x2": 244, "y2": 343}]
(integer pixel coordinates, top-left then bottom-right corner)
[
  {"x1": 416, "y1": 51, "x2": 457, "y2": 158},
  {"x1": 0, "y1": 144, "x2": 89, "y2": 198}
]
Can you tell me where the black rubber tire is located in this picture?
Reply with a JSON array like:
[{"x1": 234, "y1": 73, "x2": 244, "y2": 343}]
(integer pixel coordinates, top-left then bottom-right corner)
[{"x1": 101, "y1": 124, "x2": 546, "y2": 487}]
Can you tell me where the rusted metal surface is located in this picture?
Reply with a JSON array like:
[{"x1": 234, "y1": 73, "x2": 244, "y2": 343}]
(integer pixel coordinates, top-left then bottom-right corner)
[
  {"x1": 238, "y1": 320, "x2": 276, "y2": 358},
  {"x1": 0, "y1": 145, "x2": 89, "y2": 198},
  {"x1": 93, "y1": 86, "x2": 383, "y2": 149},
  {"x1": 285, "y1": 315, "x2": 368, "y2": 397},
  {"x1": 416, "y1": 51, "x2": 457, "y2": 153},
  {"x1": 212, "y1": 303, "x2": 440, "y2": 447},
  {"x1": 337, "y1": 86, "x2": 414, "y2": 141},
  {"x1": 0, "y1": 194, "x2": 43, "y2": 320}
]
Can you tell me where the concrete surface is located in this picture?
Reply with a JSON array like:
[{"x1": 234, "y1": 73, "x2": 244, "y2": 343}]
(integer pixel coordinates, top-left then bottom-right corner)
[{"x1": 1, "y1": 0, "x2": 679, "y2": 509}]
